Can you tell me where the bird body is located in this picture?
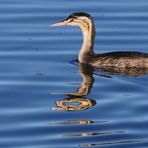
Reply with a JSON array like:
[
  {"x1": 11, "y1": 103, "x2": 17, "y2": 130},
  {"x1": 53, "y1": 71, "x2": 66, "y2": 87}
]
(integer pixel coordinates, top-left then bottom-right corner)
[
  {"x1": 91, "y1": 51, "x2": 148, "y2": 68},
  {"x1": 51, "y1": 12, "x2": 148, "y2": 69}
]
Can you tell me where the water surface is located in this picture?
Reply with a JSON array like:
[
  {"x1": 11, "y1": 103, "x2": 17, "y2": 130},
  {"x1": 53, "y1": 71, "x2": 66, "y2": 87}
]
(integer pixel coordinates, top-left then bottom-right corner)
[{"x1": 0, "y1": 0, "x2": 148, "y2": 148}]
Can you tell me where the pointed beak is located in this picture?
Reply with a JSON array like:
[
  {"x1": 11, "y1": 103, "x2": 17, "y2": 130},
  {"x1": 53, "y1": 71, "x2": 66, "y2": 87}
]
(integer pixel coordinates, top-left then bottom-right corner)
[{"x1": 50, "y1": 20, "x2": 68, "y2": 27}]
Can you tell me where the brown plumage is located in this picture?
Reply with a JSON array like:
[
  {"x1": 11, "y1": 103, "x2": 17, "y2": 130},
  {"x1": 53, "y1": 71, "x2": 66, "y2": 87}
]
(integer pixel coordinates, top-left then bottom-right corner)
[{"x1": 91, "y1": 51, "x2": 148, "y2": 68}]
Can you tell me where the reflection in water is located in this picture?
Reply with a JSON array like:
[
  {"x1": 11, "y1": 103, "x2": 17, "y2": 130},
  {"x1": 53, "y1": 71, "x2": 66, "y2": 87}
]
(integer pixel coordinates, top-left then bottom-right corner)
[
  {"x1": 66, "y1": 63, "x2": 94, "y2": 96},
  {"x1": 80, "y1": 140, "x2": 141, "y2": 147},
  {"x1": 96, "y1": 66, "x2": 148, "y2": 77},
  {"x1": 48, "y1": 120, "x2": 108, "y2": 126},
  {"x1": 49, "y1": 120, "x2": 95, "y2": 125},
  {"x1": 50, "y1": 63, "x2": 146, "y2": 147},
  {"x1": 68, "y1": 62, "x2": 148, "y2": 97},
  {"x1": 52, "y1": 63, "x2": 96, "y2": 111},
  {"x1": 64, "y1": 130, "x2": 123, "y2": 138},
  {"x1": 52, "y1": 62, "x2": 148, "y2": 111},
  {"x1": 52, "y1": 97, "x2": 96, "y2": 111}
]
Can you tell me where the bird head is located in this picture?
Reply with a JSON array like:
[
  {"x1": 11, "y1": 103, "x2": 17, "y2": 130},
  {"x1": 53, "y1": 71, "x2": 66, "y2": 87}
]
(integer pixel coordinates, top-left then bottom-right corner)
[{"x1": 51, "y1": 12, "x2": 94, "y2": 31}]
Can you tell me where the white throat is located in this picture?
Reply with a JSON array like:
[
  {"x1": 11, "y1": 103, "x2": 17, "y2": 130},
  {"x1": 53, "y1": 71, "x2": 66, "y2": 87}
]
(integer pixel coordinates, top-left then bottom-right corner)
[{"x1": 78, "y1": 20, "x2": 95, "y2": 63}]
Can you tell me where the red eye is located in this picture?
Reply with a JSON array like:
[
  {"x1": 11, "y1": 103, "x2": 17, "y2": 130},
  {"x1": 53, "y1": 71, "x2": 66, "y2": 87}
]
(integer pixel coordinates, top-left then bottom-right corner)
[{"x1": 70, "y1": 18, "x2": 74, "y2": 22}]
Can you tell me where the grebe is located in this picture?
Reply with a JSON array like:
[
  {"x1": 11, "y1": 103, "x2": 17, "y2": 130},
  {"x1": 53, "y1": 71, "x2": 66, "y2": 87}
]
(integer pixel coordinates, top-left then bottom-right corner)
[{"x1": 51, "y1": 12, "x2": 148, "y2": 68}]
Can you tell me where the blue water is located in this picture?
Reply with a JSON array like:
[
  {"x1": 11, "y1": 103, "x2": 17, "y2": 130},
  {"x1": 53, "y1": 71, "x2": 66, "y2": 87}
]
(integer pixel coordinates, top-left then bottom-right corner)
[{"x1": 0, "y1": 0, "x2": 148, "y2": 148}]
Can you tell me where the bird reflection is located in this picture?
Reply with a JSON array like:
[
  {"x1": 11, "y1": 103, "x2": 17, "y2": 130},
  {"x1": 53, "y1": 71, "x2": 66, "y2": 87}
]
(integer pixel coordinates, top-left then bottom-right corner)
[
  {"x1": 53, "y1": 62, "x2": 148, "y2": 111},
  {"x1": 52, "y1": 63, "x2": 96, "y2": 111},
  {"x1": 66, "y1": 63, "x2": 95, "y2": 96},
  {"x1": 80, "y1": 139, "x2": 141, "y2": 147},
  {"x1": 48, "y1": 120, "x2": 94, "y2": 125},
  {"x1": 96, "y1": 66, "x2": 148, "y2": 77},
  {"x1": 52, "y1": 97, "x2": 96, "y2": 111},
  {"x1": 67, "y1": 62, "x2": 148, "y2": 97}
]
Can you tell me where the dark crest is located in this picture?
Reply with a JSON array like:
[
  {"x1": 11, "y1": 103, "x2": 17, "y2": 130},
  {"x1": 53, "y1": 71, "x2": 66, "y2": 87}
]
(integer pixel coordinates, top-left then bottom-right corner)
[{"x1": 66, "y1": 12, "x2": 93, "y2": 20}]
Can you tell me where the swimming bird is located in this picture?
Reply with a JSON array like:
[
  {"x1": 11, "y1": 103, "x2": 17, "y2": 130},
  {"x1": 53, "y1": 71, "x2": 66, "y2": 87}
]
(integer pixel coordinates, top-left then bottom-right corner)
[{"x1": 51, "y1": 12, "x2": 148, "y2": 68}]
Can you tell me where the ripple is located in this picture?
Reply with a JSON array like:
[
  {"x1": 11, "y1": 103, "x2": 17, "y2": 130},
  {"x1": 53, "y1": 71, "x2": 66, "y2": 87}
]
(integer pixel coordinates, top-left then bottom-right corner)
[{"x1": 0, "y1": 0, "x2": 148, "y2": 148}]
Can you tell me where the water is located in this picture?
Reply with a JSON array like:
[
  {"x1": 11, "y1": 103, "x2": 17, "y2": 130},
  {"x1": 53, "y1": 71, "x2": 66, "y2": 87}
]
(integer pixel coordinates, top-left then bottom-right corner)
[{"x1": 0, "y1": 0, "x2": 148, "y2": 148}]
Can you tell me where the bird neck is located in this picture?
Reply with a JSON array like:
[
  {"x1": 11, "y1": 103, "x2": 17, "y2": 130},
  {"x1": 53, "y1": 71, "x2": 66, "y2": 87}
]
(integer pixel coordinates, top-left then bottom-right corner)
[{"x1": 78, "y1": 20, "x2": 95, "y2": 63}]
